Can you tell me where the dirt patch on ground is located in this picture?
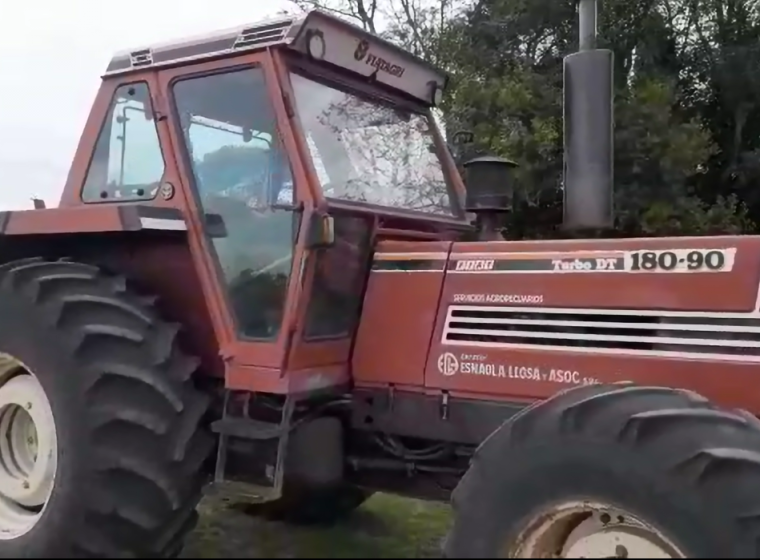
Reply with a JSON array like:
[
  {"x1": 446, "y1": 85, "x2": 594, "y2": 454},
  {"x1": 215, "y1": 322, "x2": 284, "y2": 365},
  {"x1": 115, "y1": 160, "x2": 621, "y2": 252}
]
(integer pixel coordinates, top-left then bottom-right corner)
[{"x1": 183, "y1": 493, "x2": 452, "y2": 558}]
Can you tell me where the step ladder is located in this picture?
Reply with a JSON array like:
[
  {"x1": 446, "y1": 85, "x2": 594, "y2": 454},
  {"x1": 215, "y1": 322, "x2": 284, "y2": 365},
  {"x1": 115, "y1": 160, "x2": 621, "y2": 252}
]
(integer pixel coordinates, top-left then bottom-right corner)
[{"x1": 207, "y1": 391, "x2": 295, "y2": 503}]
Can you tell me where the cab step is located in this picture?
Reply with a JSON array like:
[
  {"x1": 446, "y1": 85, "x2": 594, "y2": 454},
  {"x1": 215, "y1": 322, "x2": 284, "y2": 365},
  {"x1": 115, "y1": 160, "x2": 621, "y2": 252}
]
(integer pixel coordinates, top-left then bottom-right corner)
[
  {"x1": 210, "y1": 417, "x2": 284, "y2": 440},
  {"x1": 209, "y1": 391, "x2": 295, "y2": 503}
]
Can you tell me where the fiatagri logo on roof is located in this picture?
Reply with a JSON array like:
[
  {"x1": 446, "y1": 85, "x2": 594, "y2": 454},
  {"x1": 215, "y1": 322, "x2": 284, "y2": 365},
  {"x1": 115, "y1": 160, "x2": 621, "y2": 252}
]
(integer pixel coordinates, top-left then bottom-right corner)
[
  {"x1": 352, "y1": 39, "x2": 406, "y2": 78},
  {"x1": 293, "y1": 12, "x2": 446, "y2": 105}
]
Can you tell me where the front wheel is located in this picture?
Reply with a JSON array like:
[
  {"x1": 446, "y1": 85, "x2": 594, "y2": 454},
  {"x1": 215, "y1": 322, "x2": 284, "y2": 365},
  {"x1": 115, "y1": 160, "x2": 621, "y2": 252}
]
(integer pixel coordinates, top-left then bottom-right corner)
[
  {"x1": 445, "y1": 384, "x2": 760, "y2": 558},
  {"x1": 0, "y1": 257, "x2": 213, "y2": 557}
]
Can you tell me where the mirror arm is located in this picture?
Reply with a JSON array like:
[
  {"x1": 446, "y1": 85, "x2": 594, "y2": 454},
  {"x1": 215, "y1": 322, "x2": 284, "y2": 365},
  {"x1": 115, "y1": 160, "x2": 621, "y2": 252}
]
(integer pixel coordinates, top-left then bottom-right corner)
[{"x1": 270, "y1": 201, "x2": 303, "y2": 212}]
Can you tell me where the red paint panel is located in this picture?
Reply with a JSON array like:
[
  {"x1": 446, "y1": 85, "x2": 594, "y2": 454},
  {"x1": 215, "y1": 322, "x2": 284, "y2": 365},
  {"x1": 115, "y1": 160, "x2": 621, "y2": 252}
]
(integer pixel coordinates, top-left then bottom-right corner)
[
  {"x1": 424, "y1": 345, "x2": 760, "y2": 413},
  {"x1": 422, "y1": 235, "x2": 760, "y2": 415},
  {"x1": 353, "y1": 240, "x2": 450, "y2": 386},
  {"x1": 5, "y1": 207, "x2": 126, "y2": 235},
  {"x1": 446, "y1": 236, "x2": 760, "y2": 312}
]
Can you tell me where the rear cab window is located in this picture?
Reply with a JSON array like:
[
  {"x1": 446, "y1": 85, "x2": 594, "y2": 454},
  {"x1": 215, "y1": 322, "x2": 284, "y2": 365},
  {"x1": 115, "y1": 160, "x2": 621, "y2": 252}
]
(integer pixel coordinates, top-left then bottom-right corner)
[{"x1": 81, "y1": 83, "x2": 165, "y2": 202}]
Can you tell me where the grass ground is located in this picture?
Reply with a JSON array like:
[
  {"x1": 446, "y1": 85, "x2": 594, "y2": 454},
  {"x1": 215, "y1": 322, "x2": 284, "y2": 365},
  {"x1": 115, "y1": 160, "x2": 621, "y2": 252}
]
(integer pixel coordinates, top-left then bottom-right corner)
[{"x1": 183, "y1": 493, "x2": 452, "y2": 558}]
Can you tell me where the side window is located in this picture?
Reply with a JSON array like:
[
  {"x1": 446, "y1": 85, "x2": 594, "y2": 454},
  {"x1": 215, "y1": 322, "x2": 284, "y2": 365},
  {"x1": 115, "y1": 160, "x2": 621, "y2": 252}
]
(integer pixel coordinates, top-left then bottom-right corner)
[
  {"x1": 172, "y1": 67, "x2": 296, "y2": 340},
  {"x1": 82, "y1": 83, "x2": 165, "y2": 202},
  {"x1": 304, "y1": 215, "x2": 372, "y2": 339}
]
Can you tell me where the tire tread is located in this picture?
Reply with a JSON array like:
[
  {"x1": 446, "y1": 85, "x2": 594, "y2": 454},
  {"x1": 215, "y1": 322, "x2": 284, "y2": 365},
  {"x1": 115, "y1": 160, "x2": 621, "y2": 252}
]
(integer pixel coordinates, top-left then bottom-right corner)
[
  {"x1": 446, "y1": 383, "x2": 760, "y2": 558},
  {"x1": 0, "y1": 258, "x2": 212, "y2": 557}
]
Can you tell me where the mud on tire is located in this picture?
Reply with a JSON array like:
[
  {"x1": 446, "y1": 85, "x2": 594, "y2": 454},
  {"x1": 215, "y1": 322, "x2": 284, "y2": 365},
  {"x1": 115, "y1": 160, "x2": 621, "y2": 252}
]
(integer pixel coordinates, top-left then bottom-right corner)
[
  {"x1": 0, "y1": 257, "x2": 213, "y2": 557},
  {"x1": 445, "y1": 383, "x2": 760, "y2": 558}
]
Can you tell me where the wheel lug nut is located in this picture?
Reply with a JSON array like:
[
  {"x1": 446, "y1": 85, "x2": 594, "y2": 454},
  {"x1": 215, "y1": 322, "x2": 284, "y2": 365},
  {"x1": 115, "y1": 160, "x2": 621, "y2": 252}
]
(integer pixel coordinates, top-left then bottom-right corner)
[{"x1": 22, "y1": 481, "x2": 29, "y2": 489}]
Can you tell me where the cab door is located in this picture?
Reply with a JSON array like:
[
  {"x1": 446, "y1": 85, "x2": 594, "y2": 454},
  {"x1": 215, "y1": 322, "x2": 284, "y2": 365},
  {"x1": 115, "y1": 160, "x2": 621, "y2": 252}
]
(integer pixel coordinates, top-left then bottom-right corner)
[
  {"x1": 267, "y1": 53, "x2": 375, "y2": 392},
  {"x1": 156, "y1": 53, "x2": 315, "y2": 392}
]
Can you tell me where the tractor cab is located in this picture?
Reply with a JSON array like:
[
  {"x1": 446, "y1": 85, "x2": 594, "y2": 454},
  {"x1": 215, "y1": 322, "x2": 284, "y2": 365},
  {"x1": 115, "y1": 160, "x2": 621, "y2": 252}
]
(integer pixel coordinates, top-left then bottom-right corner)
[{"x1": 58, "y1": 9, "x2": 469, "y2": 395}]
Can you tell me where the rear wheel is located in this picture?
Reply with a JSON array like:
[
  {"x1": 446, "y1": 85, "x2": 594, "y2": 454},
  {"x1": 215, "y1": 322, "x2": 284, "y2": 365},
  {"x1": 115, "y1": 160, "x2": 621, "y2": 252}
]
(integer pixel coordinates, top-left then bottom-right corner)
[
  {"x1": 445, "y1": 384, "x2": 760, "y2": 558},
  {"x1": 0, "y1": 257, "x2": 213, "y2": 557}
]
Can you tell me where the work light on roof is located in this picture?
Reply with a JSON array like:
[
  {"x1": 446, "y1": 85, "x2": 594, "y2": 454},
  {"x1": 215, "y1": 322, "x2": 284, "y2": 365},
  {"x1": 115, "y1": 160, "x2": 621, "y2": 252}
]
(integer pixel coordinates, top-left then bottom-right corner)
[{"x1": 306, "y1": 30, "x2": 326, "y2": 61}]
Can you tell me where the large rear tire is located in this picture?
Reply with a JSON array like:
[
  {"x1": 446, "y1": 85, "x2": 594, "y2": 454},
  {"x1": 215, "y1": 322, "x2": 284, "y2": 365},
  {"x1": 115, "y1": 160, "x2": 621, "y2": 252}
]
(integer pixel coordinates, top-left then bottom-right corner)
[
  {"x1": 445, "y1": 383, "x2": 760, "y2": 558},
  {"x1": 0, "y1": 257, "x2": 213, "y2": 557}
]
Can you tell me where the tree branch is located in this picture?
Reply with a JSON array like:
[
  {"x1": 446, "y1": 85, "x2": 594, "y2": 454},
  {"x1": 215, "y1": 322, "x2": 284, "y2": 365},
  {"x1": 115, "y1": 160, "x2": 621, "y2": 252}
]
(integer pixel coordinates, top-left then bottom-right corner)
[{"x1": 289, "y1": 0, "x2": 378, "y2": 31}]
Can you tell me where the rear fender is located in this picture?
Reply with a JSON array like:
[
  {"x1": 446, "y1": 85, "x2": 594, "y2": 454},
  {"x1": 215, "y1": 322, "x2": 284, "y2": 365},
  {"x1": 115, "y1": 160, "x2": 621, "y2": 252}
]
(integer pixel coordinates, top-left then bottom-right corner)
[
  {"x1": 0, "y1": 205, "x2": 187, "y2": 236},
  {"x1": 0, "y1": 204, "x2": 225, "y2": 379}
]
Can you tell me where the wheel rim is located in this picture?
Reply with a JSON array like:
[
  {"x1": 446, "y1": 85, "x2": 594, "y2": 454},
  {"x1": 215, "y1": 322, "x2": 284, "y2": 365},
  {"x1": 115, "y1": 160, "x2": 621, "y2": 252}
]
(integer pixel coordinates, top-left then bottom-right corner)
[
  {"x1": 505, "y1": 500, "x2": 687, "y2": 558},
  {"x1": 0, "y1": 355, "x2": 57, "y2": 540}
]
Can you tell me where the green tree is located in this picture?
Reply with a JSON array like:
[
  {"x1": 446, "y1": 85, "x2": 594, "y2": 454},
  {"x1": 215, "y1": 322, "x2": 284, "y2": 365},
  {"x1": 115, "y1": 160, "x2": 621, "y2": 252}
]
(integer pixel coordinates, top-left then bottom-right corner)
[
  {"x1": 674, "y1": 0, "x2": 760, "y2": 222},
  {"x1": 442, "y1": 0, "x2": 754, "y2": 236}
]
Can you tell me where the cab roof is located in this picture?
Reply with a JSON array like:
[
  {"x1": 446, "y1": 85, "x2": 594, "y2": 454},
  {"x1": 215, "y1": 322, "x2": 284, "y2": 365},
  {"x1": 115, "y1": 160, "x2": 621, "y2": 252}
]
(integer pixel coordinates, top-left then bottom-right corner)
[{"x1": 104, "y1": 9, "x2": 448, "y2": 106}]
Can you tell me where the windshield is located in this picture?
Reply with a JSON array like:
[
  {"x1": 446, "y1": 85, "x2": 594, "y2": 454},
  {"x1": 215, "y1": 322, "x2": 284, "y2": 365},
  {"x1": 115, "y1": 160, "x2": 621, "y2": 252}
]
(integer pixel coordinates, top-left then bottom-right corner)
[{"x1": 289, "y1": 73, "x2": 458, "y2": 217}]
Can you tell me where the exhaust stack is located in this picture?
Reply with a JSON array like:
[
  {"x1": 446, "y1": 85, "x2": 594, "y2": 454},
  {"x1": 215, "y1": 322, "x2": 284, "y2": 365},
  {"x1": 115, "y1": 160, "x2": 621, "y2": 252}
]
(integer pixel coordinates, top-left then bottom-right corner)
[{"x1": 562, "y1": 0, "x2": 614, "y2": 230}]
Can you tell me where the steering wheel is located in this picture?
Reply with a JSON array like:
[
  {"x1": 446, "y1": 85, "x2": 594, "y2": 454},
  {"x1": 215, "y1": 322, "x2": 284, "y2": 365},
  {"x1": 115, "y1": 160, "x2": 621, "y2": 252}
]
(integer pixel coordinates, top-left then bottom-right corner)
[
  {"x1": 204, "y1": 190, "x2": 294, "y2": 277},
  {"x1": 203, "y1": 187, "x2": 267, "y2": 218}
]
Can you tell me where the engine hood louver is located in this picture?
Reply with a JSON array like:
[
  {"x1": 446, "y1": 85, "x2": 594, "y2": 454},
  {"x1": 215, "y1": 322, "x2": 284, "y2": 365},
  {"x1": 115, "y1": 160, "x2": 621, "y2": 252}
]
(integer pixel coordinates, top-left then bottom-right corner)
[{"x1": 443, "y1": 305, "x2": 760, "y2": 362}]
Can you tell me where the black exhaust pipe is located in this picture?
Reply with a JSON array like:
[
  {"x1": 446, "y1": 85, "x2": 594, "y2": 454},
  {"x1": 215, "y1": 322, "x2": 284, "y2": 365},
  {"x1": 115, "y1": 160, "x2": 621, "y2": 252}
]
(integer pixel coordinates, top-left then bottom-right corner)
[{"x1": 562, "y1": 0, "x2": 614, "y2": 230}]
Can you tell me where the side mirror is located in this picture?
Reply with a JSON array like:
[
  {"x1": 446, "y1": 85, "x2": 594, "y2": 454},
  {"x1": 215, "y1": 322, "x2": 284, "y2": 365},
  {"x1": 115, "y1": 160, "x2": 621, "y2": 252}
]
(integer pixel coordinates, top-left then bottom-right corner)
[
  {"x1": 305, "y1": 212, "x2": 335, "y2": 249},
  {"x1": 449, "y1": 130, "x2": 475, "y2": 164},
  {"x1": 204, "y1": 213, "x2": 228, "y2": 239},
  {"x1": 451, "y1": 130, "x2": 474, "y2": 146}
]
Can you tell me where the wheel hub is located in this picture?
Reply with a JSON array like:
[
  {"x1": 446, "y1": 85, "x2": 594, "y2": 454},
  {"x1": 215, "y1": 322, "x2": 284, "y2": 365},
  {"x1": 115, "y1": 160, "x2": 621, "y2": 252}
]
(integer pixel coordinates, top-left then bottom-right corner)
[
  {"x1": 507, "y1": 501, "x2": 686, "y2": 558},
  {"x1": 0, "y1": 358, "x2": 57, "y2": 540},
  {"x1": 561, "y1": 511, "x2": 681, "y2": 558}
]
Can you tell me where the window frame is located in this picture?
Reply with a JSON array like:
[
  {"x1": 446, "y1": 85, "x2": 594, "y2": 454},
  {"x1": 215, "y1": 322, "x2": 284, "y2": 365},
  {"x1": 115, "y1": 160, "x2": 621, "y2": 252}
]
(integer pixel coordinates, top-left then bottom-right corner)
[
  {"x1": 301, "y1": 211, "x2": 374, "y2": 342},
  {"x1": 80, "y1": 81, "x2": 165, "y2": 204}
]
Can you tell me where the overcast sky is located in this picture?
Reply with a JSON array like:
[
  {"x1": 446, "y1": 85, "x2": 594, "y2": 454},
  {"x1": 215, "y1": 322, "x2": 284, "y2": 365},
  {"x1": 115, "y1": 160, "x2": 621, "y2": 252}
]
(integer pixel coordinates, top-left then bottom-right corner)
[{"x1": 0, "y1": 0, "x2": 296, "y2": 210}]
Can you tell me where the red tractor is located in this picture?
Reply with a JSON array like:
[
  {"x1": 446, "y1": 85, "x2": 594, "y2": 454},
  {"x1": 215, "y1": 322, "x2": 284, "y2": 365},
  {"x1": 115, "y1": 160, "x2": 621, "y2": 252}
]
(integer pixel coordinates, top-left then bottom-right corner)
[{"x1": 0, "y1": 3, "x2": 757, "y2": 558}]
